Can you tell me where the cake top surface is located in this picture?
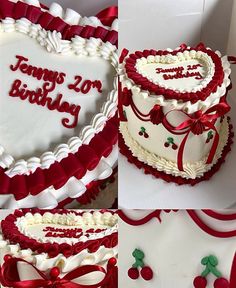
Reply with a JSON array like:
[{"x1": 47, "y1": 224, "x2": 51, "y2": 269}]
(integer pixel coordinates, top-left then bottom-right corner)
[
  {"x1": 121, "y1": 43, "x2": 231, "y2": 106},
  {"x1": 1, "y1": 209, "x2": 118, "y2": 258}
]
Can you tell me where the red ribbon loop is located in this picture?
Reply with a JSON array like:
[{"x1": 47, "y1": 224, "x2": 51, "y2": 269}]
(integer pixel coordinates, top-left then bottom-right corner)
[
  {"x1": 163, "y1": 102, "x2": 230, "y2": 171},
  {"x1": 96, "y1": 6, "x2": 118, "y2": 27},
  {"x1": 0, "y1": 257, "x2": 116, "y2": 288}
]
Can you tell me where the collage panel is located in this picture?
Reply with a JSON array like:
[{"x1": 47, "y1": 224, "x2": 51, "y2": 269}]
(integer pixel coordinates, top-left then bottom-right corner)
[
  {"x1": 0, "y1": 0, "x2": 118, "y2": 287},
  {"x1": 119, "y1": 0, "x2": 236, "y2": 209},
  {"x1": 0, "y1": 0, "x2": 118, "y2": 210},
  {"x1": 0, "y1": 209, "x2": 118, "y2": 287},
  {"x1": 118, "y1": 209, "x2": 236, "y2": 287}
]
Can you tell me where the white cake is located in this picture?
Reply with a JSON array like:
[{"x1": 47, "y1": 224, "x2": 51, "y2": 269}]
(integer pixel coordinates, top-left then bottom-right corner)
[{"x1": 119, "y1": 44, "x2": 233, "y2": 184}]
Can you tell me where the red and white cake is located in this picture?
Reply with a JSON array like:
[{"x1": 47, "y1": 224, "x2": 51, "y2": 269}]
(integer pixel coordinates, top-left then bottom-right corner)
[
  {"x1": 119, "y1": 210, "x2": 236, "y2": 287},
  {"x1": 0, "y1": 0, "x2": 118, "y2": 208},
  {"x1": 0, "y1": 209, "x2": 118, "y2": 287},
  {"x1": 119, "y1": 43, "x2": 234, "y2": 185}
]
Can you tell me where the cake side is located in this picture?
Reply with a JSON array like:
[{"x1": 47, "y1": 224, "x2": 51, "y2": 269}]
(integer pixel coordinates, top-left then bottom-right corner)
[{"x1": 119, "y1": 44, "x2": 233, "y2": 180}]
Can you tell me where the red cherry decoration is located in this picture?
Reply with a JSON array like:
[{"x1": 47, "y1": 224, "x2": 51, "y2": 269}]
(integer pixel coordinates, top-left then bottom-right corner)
[
  {"x1": 128, "y1": 267, "x2": 139, "y2": 280},
  {"x1": 164, "y1": 142, "x2": 169, "y2": 148},
  {"x1": 139, "y1": 131, "x2": 143, "y2": 136},
  {"x1": 172, "y1": 144, "x2": 178, "y2": 150},
  {"x1": 214, "y1": 277, "x2": 229, "y2": 288},
  {"x1": 193, "y1": 276, "x2": 207, "y2": 288},
  {"x1": 141, "y1": 266, "x2": 153, "y2": 281},
  {"x1": 4, "y1": 254, "x2": 12, "y2": 262},
  {"x1": 144, "y1": 133, "x2": 149, "y2": 138},
  {"x1": 50, "y1": 267, "x2": 60, "y2": 279}
]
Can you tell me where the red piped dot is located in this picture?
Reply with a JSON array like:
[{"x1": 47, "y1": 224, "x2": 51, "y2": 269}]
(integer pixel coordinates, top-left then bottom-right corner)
[
  {"x1": 108, "y1": 257, "x2": 117, "y2": 266},
  {"x1": 214, "y1": 277, "x2": 229, "y2": 288},
  {"x1": 193, "y1": 276, "x2": 207, "y2": 288},
  {"x1": 50, "y1": 267, "x2": 60, "y2": 279},
  {"x1": 141, "y1": 266, "x2": 153, "y2": 281},
  {"x1": 128, "y1": 267, "x2": 139, "y2": 280},
  {"x1": 4, "y1": 255, "x2": 12, "y2": 262}
]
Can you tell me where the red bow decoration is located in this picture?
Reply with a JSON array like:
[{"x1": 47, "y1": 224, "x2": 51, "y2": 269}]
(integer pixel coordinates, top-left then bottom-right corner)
[
  {"x1": 0, "y1": 255, "x2": 117, "y2": 288},
  {"x1": 96, "y1": 6, "x2": 118, "y2": 27},
  {"x1": 162, "y1": 102, "x2": 230, "y2": 171}
]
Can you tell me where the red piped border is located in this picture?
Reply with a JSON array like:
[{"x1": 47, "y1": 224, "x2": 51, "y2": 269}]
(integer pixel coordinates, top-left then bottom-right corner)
[
  {"x1": 1, "y1": 209, "x2": 118, "y2": 258},
  {"x1": 0, "y1": 115, "x2": 118, "y2": 200},
  {"x1": 187, "y1": 210, "x2": 236, "y2": 238},
  {"x1": 119, "y1": 117, "x2": 234, "y2": 186},
  {"x1": 119, "y1": 210, "x2": 236, "y2": 238},
  {"x1": 124, "y1": 43, "x2": 224, "y2": 103},
  {"x1": 202, "y1": 210, "x2": 236, "y2": 221},
  {"x1": 0, "y1": 0, "x2": 118, "y2": 47}
]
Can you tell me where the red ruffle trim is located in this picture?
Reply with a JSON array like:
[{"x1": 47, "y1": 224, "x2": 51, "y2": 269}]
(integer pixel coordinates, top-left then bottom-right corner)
[
  {"x1": 119, "y1": 117, "x2": 234, "y2": 186},
  {"x1": 1, "y1": 209, "x2": 118, "y2": 258},
  {"x1": 0, "y1": 0, "x2": 118, "y2": 47},
  {"x1": 0, "y1": 115, "x2": 118, "y2": 200},
  {"x1": 124, "y1": 43, "x2": 225, "y2": 103},
  {"x1": 56, "y1": 167, "x2": 118, "y2": 208}
]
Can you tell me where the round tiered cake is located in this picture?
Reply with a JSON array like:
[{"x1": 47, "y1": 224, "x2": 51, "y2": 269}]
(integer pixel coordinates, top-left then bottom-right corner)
[
  {"x1": 119, "y1": 43, "x2": 233, "y2": 184},
  {"x1": 0, "y1": 209, "x2": 118, "y2": 287},
  {"x1": 0, "y1": 0, "x2": 118, "y2": 208}
]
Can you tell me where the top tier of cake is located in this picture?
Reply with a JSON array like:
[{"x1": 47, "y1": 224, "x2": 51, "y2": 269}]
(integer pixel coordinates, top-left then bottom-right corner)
[{"x1": 120, "y1": 43, "x2": 231, "y2": 113}]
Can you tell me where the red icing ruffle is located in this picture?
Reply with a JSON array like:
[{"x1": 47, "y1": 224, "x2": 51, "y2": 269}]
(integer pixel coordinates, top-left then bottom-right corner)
[
  {"x1": 1, "y1": 209, "x2": 118, "y2": 258},
  {"x1": 124, "y1": 43, "x2": 226, "y2": 103},
  {"x1": 119, "y1": 117, "x2": 234, "y2": 186},
  {"x1": 0, "y1": 115, "x2": 118, "y2": 200},
  {"x1": 0, "y1": 0, "x2": 118, "y2": 47},
  {"x1": 56, "y1": 167, "x2": 118, "y2": 208}
]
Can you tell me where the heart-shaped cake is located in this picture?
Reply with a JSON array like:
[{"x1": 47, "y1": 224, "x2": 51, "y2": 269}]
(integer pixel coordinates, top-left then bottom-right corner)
[
  {"x1": 119, "y1": 43, "x2": 233, "y2": 184},
  {"x1": 0, "y1": 209, "x2": 118, "y2": 287},
  {"x1": 0, "y1": 0, "x2": 118, "y2": 207}
]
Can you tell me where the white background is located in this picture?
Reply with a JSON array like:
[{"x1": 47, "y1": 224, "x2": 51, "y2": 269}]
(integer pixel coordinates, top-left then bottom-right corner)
[{"x1": 119, "y1": 0, "x2": 236, "y2": 209}]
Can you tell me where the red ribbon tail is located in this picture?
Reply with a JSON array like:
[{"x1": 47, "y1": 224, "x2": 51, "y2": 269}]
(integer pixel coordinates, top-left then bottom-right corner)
[
  {"x1": 96, "y1": 6, "x2": 118, "y2": 27},
  {"x1": 177, "y1": 132, "x2": 190, "y2": 171}
]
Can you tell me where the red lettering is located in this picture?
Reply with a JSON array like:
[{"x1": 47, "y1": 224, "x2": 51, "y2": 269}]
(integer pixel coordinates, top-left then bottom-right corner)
[{"x1": 68, "y1": 75, "x2": 102, "y2": 94}]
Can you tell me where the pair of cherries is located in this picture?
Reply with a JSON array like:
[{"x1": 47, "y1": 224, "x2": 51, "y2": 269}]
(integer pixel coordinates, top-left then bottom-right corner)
[
  {"x1": 127, "y1": 249, "x2": 153, "y2": 281},
  {"x1": 194, "y1": 276, "x2": 229, "y2": 288},
  {"x1": 193, "y1": 255, "x2": 229, "y2": 288}
]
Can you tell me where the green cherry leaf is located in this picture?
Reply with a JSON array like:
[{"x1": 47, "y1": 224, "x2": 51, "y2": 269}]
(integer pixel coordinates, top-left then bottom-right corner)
[
  {"x1": 208, "y1": 255, "x2": 218, "y2": 267},
  {"x1": 201, "y1": 256, "x2": 209, "y2": 265},
  {"x1": 132, "y1": 249, "x2": 144, "y2": 260}
]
